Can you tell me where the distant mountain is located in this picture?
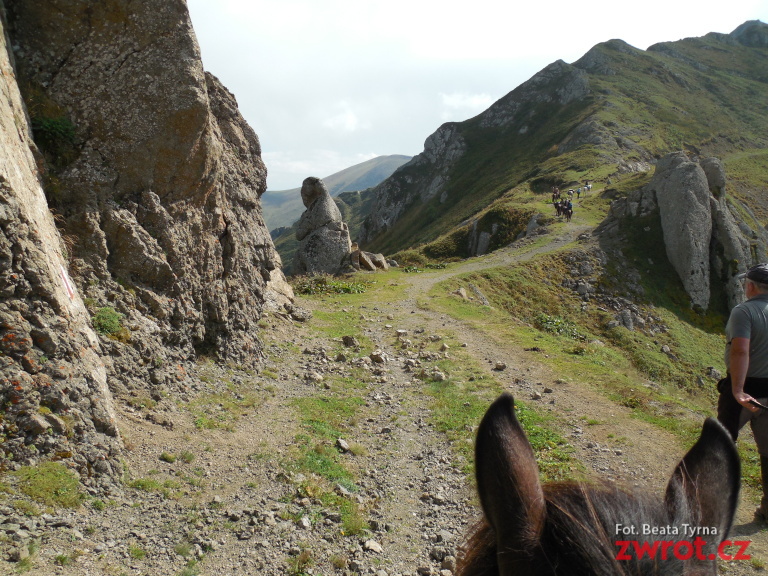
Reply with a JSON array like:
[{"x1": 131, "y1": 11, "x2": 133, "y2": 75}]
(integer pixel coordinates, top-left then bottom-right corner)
[
  {"x1": 262, "y1": 154, "x2": 411, "y2": 230},
  {"x1": 356, "y1": 20, "x2": 768, "y2": 257}
]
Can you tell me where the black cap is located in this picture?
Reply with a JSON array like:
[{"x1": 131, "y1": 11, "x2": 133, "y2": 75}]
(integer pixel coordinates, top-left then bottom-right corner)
[{"x1": 739, "y1": 264, "x2": 768, "y2": 284}]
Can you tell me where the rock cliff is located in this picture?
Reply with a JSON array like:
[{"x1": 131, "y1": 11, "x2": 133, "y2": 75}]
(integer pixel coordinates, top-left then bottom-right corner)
[
  {"x1": 598, "y1": 152, "x2": 765, "y2": 310},
  {"x1": 0, "y1": 0, "x2": 290, "y2": 482},
  {"x1": 0, "y1": 6, "x2": 121, "y2": 485}
]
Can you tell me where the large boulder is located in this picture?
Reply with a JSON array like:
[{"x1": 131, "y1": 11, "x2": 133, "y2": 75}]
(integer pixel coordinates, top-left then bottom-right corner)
[
  {"x1": 294, "y1": 177, "x2": 352, "y2": 275},
  {"x1": 598, "y1": 152, "x2": 763, "y2": 310},
  {"x1": 647, "y1": 152, "x2": 713, "y2": 308},
  {"x1": 0, "y1": 0, "x2": 293, "y2": 482}
]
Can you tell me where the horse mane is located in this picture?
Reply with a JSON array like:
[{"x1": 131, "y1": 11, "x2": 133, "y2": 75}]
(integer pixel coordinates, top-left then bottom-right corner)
[{"x1": 457, "y1": 480, "x2": 692, "y2": 576}]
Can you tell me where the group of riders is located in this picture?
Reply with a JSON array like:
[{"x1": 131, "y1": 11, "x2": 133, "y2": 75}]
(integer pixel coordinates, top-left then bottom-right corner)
[{"x1": 551, "y1": 181, "x2": 592, "y2": 222}]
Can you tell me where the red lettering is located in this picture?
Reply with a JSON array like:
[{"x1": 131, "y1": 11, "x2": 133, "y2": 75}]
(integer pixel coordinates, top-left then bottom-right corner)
[
  {"x1": 615, "y1": 541, "x2": 631, "y2": 561},
  {"x1": 733, "y1": 540, "x2": 751, "y2": 560},
  {"x1": 717, "y1": 540, "x2": 733, "y2": 561},
  {"x1": 614, "y1": 539, "x2": 751, "y2": 562},
  {"x1": 693, "y1": 536, "x2": 707, "y2": 561},
  {"x1": 660, "y1": 540, "x2": 675, "y2": 560},
  {"x1": 673, "y1": 540, "x2": 693, "y2": 560},
  {"x1": 633, "y1": 540, "x2": 660, "y2": 559}
]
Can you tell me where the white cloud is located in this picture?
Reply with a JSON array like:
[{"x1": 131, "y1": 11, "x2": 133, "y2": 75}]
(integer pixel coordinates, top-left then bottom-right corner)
[
  {"x1": 322, "y1": 101, "x2": 371, "y2": 133},
  {"x1": 440, "y1": 92, "x2": 494, "y2": 120},
  {"x1": 187, "y1": 0, "x2": 768, "y2": 188}
]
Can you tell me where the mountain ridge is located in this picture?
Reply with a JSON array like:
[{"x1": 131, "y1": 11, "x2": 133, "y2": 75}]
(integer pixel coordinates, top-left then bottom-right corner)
[{"x1": 356, "y1": 20, "x2": 768, "y2": 263}]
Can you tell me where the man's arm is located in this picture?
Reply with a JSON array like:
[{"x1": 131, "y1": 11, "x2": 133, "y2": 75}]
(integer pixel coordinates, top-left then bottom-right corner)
[{"x1": 730, "y1": 337, "x2": 760, "y2": 411}]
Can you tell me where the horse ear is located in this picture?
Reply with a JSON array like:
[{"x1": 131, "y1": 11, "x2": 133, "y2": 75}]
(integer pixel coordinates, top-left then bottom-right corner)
[
  {"x1": 665, "y1": 417, "x2": 740, "y2": 539},
  {"x1": 475, "y1": 394, "x2": 546, "y2": 573}
]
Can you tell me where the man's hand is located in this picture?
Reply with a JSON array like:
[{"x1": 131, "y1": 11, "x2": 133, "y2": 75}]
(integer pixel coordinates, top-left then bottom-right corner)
[{"x1": 734, "y1": 390, "x2": 761, "y2": 412}]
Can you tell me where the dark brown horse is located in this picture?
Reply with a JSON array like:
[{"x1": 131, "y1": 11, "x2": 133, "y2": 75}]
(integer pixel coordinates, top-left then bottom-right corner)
[{"x1": 458, "y1": 394, "x2": 740, "y2": 576}]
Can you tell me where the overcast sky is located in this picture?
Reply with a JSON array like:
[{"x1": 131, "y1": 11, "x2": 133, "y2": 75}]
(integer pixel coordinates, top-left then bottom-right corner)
[{"x1": 186, "y1": 0, "x2": 768, "y2": 191}]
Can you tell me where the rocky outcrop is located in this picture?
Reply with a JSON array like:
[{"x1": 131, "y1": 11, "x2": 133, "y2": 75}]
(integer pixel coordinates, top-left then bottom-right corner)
[
  {"x1": 648, "y1": 153, "x2": 713, "y2": 308},
  {"x1": 479, "y1": 60, "x2": 590, "y2": 129},
  {"x1": 358, "y1": 59, "x2": 593, "y2": 247},
  {"x1": 598, "y1": 152, "x2": 764, "y2": 309},
  {"x1": 0, "y1": 0, "x2": 291, "y2": 480},
  {"x1": 294, "y1": 177, "x2": 352, "y2": 275},
  {"x1": 358, "y1": 124, "x2": 466, "y2": 245},
  {"x1": 5, "y1": 0, "x2": 291, "y2": 364},
  {"x1": 0, "y1": 9, "x2": 120, "y2": 484}
]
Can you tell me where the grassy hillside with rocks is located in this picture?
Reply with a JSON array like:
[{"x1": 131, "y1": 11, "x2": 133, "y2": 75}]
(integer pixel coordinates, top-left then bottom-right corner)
[{"x1": 358, "y1": 21, "x2": 768, "y2": 263}]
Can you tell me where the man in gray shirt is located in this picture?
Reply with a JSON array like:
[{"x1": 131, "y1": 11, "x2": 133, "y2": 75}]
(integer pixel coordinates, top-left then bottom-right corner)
[{"x1": 717, "y1": 263, "x2": 768, "y2": 521}]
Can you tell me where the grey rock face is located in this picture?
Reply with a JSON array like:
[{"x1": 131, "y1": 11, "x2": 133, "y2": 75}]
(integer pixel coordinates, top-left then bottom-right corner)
[
  {"x1": 480, "y1": 60, "x2": 590, "y2": 129},
  {"x1": 5, "y1": 0, "x2": 291, "y2": 369},
  {"x1": 730, "y1": 20, "x2": 768, "y2": 48},
  {"x1": 358, "y1": 58, "x2": 593, "y2": 247},
  {"x1": 294, "y1": 177, "x2": 351, "y2": 275},
  {"x1": 598, "y1": 152, "x2": 762, "y2": 310},
  {"x1": 358, "y1": 124, "x2": 466, "y2": 245},
  {"x1": 0, "y1": 15, "x2": 120, "y2": 483},
  {"x1": 647, "y1": 152, "x2": 713, "y2": 308},
  {"x1": 0, "y1": 0, "x2": 293, "y2": 482}
]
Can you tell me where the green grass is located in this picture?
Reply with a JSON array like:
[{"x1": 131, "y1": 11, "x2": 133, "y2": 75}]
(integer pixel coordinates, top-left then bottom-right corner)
[
  {"x1": 13, "y1": 462, "x2": 83, "y2": 509},
  {"x1": 419, "y1": 243, "x2": 748, "y2": 484},
  {"x1": 280, "y1": 388, "x2": 370, "y2": 535},
  {"x1": 127, "y1": 477, "x2": 182, "y2": 499},
  {"x1": 424, "y1": 348, "x2": 577, "y2": 482},
  {"x1": 292, "y1": 396, "x2": 364, "y2": 440},
  {"x1": 292, "y1": 275, "x2": 368, "y2": 295},
  {"x1": 160, "y1": 451, "x2": 177, "y2": 463}
]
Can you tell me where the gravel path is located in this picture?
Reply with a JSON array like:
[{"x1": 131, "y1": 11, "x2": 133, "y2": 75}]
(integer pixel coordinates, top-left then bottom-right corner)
[{"x1": 2, "y1": 224, "x2": 765, "y2": 575}]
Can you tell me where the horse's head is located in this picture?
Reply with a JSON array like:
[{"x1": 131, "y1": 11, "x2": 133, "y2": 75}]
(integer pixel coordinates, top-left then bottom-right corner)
[{"x1": 459, "y1": 394, "x2": 740, "y2": 576}]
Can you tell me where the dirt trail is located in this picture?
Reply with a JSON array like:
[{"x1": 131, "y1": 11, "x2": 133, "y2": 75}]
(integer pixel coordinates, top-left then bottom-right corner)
[
  {"x1": 390, "y1": 224, "x2": 768, "y2": 572},
  {"x1": 3, "y1": 224, "x2": 766, "y2": 575}
]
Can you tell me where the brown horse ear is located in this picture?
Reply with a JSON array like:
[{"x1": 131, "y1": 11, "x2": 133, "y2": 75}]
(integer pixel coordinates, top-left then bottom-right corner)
[
  {"x1": 475, "y1": 393, "x2": 546, "y2": 573},
  {"x1": 665, "y1": 417, "x2": 740, "y2": 540}
]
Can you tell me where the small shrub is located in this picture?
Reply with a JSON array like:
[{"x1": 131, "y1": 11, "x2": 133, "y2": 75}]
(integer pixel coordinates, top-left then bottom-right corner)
[
  {"x1": 129, "y1": 545, "x2": 146, "y2": 560},
  {"x1": 92, "y1": 307, "x2": 124, "y2": 336},
  {"x1": 128, "y1": 478, "x2": 162, "y2": 492},
  {"x1": 287, "y1": 549, "x2": 313, "y2": 575},
  {"x1": 293, "y1": 275, "x2": 367, "y2": 296},
  {"x1": 31, "y1": 116, "x2": 77, "y2": 170},
  {"x1": 159, "y1": 452, "x2": 177, "y2": 464},
  {"x1": 330, "y1": 554, "x2": 348, "y2": 570},
  {"x1": 180, "y1": 451, "x2": 195, "y2": 464},
  {"x1": 16, "y1": 556, "x2": 33, "y2": 573},
  {"x1": 53, "y1": 553, "x2": 71, "y2": 566},
  {"x1": 534, "y1": 312, "x2": 582, "y2": 340},
  {"x1": 174, "y1": 541, "x2": 193, "y2": 558},
  {"x1": 179, "y1": 560, "x2": 201, "y2": 576},
  {"x1": 621, "y1": 396, "x2": 645, "y2": 410},
  {"x1": 341, "y1": 505, "x2": 368, "y2": 536}
]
